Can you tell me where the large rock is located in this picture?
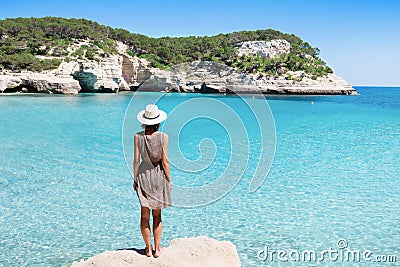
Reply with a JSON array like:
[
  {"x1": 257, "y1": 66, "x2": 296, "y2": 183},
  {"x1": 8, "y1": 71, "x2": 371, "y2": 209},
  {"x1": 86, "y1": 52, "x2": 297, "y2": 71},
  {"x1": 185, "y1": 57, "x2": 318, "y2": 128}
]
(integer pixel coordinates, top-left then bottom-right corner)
[
  {"x1": 0, "y1": 73, "x2": 80, "y2": 94},
  {"x1": 64, "y1": 56, "x2": 123, "y2": 92},
  {"x1": 0, "y1": 53, "x2": 152, "y2": 94},
  {"x1": 238, "y1": 39, "x2": 291, "y2": 58},
  {"x1": 59, "y1": 55, "x2": 151, "y2": 92},
  {"x1": 71, "y1": 236, "x2": 240, "y2": 267},
  {"x1": 138, "y1": 61, "x2": 358, "y2": 95},
  {"x1": 0, "y1": 75, "x2": 23, "y2": 92},
  {"x1": 139, "y1": 69, "x2": 176, "y2": 92},
  {"x1": 22, "y1": 74, "x2": 81, "y2": 94},
  {"x1": 121, "y1": 55, "x2": 151, "y2": 88}
]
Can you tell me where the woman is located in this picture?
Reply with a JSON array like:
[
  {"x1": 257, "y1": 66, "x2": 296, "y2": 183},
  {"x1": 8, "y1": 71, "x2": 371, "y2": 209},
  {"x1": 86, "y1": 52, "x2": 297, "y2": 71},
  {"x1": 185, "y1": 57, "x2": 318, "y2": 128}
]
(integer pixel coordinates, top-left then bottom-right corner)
[{"x1": 133, "y1": 104, "x2": 172, "y2": 258}]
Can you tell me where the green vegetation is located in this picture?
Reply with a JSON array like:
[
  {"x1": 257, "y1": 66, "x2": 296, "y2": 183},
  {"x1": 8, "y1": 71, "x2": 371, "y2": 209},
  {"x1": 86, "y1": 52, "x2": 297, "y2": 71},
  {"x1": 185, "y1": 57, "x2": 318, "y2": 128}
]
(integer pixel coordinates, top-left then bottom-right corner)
[
  {"x1": 0, "y1": 17, "x2": 333, "y2": 76},
  {"x1": 231, "y1": 52, "x2": 333, "y2": 77},
  {"x1": 0, "y1": 17, "x2": 119, "y2": 71},
  {"x1": 0, "y1": 51, "x2": 62, "y2": 71}
]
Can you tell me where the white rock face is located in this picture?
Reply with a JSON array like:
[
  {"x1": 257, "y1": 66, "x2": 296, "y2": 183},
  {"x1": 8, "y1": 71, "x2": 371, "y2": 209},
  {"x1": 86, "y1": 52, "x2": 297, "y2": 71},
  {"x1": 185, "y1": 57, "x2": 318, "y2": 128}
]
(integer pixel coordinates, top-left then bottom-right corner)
[
  {"x1": 0, "y1": 73, "x2": 80, "y2": 94},
  {"x1": 0, "y1": 75, "x2": 22, "y2": 92},
  {"x1": 0, "y1": 39, "x2": 356, "y2": 95},
  {"x1": 61, "y1": 55, "x2": 122, "y2": 92},
  {"x1": 238, "y1": 39, "x2": 291, "y2": 58},
  {"x1": 21, "y1": 74, "x2": 81, "y2": 94},
  {"x1": 0, "y1": 53, "x2": 152, "y2": 94},
  {"x1": 140, "y1": 61, "x2": 357, "y2": 95},
  {"x1": 120, "y1": 55, "x2": 152, "y2": 87},
  {"x1": 71, "y1": 236, "x2": 240, "y2": 267},
  {"x1": 52, "y1": 55, "x2": 150, "y2": 92}
]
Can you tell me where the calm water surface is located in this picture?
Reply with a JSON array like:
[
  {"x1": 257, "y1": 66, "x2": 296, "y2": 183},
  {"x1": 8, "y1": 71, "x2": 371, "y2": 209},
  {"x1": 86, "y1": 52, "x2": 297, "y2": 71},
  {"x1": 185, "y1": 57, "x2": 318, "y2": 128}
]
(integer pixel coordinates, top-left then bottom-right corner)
[{"x1": 0, "y1": 87, "x2": 399, "y2": 266}]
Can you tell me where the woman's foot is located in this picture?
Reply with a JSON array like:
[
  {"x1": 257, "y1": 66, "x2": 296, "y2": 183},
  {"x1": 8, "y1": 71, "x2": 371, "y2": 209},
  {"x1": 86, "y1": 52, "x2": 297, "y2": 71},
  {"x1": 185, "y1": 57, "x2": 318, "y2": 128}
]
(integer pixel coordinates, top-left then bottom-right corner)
[
  {"x1": 153, "y1": 247, "x2": 164, "y2": 258},
  {"x1": 145, "y1": 246, "x2": 153, "y2": 257}
]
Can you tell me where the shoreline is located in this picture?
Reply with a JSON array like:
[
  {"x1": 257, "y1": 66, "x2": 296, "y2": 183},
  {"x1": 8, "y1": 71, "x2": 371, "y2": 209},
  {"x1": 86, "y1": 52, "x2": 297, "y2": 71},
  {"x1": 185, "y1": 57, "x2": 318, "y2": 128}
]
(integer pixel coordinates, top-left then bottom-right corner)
[
  {"x1": 0, "y1": 86, "x2": 359, "y2": 96},
  {"x1": 0, "y1": 90, "x2": 359, "y2": 97},
  {"x1": 0, "y1": 60, "x2": 358, "y2": 96}
]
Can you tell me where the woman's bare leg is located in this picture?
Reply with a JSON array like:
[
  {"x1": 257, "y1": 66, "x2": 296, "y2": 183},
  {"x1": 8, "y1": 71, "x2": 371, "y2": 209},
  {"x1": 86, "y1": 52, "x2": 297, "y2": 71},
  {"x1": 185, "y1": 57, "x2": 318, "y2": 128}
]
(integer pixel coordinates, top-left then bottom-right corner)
[
  {"x1": 140, "y1": 207, "x2": 152, "y2": 257},
  {"x1": 152, "y1": 209, "x2": 162, "y2": 257}
]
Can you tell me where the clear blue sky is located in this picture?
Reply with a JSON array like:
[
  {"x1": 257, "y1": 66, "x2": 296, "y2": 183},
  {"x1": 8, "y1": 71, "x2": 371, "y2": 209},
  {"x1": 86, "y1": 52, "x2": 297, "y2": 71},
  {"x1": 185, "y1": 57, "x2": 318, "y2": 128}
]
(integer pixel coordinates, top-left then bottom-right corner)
[{"x1": 1, "y1": 0, "x2": 399, "y2": 86}]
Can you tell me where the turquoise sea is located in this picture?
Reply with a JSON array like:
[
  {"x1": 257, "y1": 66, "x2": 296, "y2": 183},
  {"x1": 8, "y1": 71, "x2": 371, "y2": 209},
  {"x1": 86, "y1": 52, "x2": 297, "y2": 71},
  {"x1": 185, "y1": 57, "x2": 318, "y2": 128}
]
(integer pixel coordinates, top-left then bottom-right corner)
[{"x1": 0, "y1": 87, "x2": 399, "y2": 266}]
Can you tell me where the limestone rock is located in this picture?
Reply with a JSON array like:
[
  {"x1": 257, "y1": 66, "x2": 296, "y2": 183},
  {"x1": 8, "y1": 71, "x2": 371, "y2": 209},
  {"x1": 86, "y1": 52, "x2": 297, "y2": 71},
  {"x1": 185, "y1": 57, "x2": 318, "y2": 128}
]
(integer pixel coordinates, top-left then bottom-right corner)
[
  {"x1": 0, "y1": 53, "x2": 153, "y2": 94},
  {"x1": 139, "y1": 69, "x2": 176, "y2": 92},
  {"x1": 63, "y1": 55, "x2": 150, "y2": 92},
  {"x1": 0, "y1": 73, "x2": 80, "y2": 94},
  {"x1": 0, "y1": 75, "x2": 22, "y2": 92},
  {"x1": 22, "y1": 74, "x2": 81, "y2": 94},
  {"x1": 121, "y1": 55, "x2": 151, "y2": 88},
  {"x1": 0, "y1": 42, "x2": 356, "y2": 95},
  {"x1": 238, "y1": 39, "x2": 291, "y2": 58},
  {"x1": 68, "y1": 55, "x2": 123, "y2": 92},
  {"x1": 138, "y1": 61, "x2": 357, "y2": 95},
  {"x1": 71, "y1": 236, "x2": 240, "y2": 267}
]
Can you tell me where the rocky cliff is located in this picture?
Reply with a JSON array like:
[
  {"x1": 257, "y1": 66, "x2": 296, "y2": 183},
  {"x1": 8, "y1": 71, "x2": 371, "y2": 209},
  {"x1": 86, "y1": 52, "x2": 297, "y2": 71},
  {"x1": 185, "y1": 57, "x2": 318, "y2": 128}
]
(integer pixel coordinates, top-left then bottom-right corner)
[
  {"x1": 0, "y1": 40, "x2": 357, "y2": 95},
  {"x1": 140, "y1": 61, "x2": 356, "y2": 95},
  {"x1": 0, "y1": 73, "x2": 80, "y2": 94},
  {"x1": 238, "y1": 39, "x2": 291, "y2": 58},
  {"x1": 0, "y1": 44, "x2": 151, "y2": 94}
]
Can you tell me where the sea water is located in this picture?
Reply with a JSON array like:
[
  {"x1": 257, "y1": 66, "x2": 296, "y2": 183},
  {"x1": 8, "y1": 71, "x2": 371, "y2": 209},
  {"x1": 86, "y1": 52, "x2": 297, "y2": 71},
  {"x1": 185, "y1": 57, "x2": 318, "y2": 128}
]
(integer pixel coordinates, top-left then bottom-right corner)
[{"x1": 0, "y1": 87, "x2": 399, "y2": 266}]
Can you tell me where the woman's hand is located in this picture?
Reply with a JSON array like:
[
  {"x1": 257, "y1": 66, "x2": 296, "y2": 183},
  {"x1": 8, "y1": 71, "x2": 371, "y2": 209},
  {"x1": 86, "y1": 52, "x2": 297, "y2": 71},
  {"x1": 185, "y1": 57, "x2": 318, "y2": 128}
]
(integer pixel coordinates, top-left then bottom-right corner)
[
  {"x1": 134, "y1": 181, "x2": 138, "y2": 191},
  {"x1": 168, "y1": 181, "x2": 172, "y2": 191}
]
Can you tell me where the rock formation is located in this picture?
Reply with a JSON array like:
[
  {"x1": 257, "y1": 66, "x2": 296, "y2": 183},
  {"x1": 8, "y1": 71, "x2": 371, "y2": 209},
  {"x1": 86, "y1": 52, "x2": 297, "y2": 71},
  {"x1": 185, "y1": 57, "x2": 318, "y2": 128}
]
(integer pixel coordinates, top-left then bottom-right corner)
[
  {"x1": 0, "y1": 40, "x2": 357, "y2": 95},
  {"x1": 238, "y1": 39, "x2": 291, "y2": 58},
  {"x1": 140, "y1": 61, "x2": 357, "y2": 95},
  {"x1": 0, "y1": 51, "x2": 151, "y2": 94},
  {"x1": 121, "y1": 55, "x2": 152, "y2": 88},
  {"x1": 71, "y1": 236, "x2": 240, "y2": 267},
  {"x1": 0, "y1": 73, "x2": 80, "y2": 94}
]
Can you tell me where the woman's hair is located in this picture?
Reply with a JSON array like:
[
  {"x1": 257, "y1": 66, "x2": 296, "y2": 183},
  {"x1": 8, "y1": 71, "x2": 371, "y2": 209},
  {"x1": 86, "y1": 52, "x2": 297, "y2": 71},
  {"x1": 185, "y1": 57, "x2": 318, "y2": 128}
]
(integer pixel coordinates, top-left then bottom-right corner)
[{"x1": 142, "y1": 123, "x2": 160, "y2": 132}]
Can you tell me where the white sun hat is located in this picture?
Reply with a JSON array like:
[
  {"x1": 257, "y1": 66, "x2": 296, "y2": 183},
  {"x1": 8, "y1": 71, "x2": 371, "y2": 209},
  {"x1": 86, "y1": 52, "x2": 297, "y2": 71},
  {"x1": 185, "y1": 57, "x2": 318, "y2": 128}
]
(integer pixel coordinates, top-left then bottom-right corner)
[{"x1": 137, "y1": 104, "x2": 167, "y2": 125}]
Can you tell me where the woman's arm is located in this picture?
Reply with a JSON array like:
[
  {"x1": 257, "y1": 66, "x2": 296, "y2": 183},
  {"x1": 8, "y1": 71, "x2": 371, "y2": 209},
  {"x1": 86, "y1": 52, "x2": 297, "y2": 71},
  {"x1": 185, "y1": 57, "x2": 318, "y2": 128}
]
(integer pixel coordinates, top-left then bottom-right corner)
[
  {"x1": 161, "y1": 133, "x2": 171, "y2": 183},
  {"x1": 133, "y1": 134, "x2": 140, "y2": 191}
]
